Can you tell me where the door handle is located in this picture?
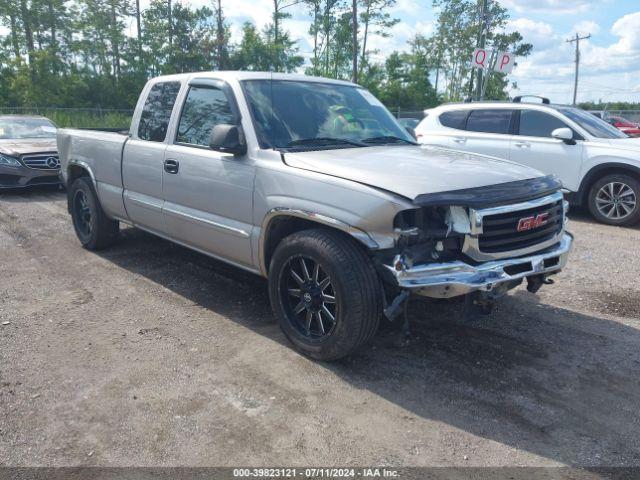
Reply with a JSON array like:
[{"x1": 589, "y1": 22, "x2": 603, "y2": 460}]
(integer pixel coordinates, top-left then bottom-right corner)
[
  {"x1": 164, "y1": 159, "x2": 179, "y2": 174},
  {"x1": 514, "y1": 142, "x2": 531, "y2": 148},
  {"x1": 453, "y1": 137, "x2": 467, "y2": 144}
]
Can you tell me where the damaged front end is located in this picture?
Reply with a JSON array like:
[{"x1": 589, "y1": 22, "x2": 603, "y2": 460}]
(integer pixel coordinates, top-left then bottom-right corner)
[{"x1": 373, "y1": 185, "x2": 573, "y2": 307}]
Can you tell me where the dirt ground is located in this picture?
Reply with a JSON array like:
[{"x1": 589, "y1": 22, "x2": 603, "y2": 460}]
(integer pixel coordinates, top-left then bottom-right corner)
[{"x1": 1, "y1": 186, "x2": 639, "y2": 469}]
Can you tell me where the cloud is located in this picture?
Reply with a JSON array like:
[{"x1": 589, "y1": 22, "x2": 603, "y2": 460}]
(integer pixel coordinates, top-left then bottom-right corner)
[
  {"x1": 499, "y1": 0, "x2": 596, "y2": 14},
  {"x1": 507, "y1": 11, "x2": 640, "y2": 103},
  {"x1": 367, "y1": 20, "x2": 434, "y2": 62},
  {"x1": 608, "y1": 11, "x2": 640, "y2": 57},
  {"x1": 571, "y1": 20, "x2": 600, "y2": 35},
  {"x1": 507, "y1": 18, "x2": 556, "y2": 50}
]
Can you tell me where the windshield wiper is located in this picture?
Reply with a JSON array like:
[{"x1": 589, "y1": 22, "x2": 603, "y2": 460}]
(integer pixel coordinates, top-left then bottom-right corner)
[
  {"x1": 362, "y1": 135, "x2": 417, "y2": 145},
  {"x1": 285, "y1": 137, "x2": 366, "y2": 148}
]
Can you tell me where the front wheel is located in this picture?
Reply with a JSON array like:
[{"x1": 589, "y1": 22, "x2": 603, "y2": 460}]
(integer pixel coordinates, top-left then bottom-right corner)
[
  {"x1": 69, "y1": 176, "x2": 119, "y2": 249},
  {"x1": 587, "y1": 174, "x2": 640, "y2": 226},
  {"x1": 268, "y1": 229, "x2": 381, "y2": 361}
]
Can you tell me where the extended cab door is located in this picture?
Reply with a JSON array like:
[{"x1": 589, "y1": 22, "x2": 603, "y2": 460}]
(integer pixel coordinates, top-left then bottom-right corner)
[
  {"x1": 122, "y1": 81, "x2": 181, "y2": 234},
  {"x1": 162, "y1": 79, "x2": 256, "y2": 268},
  {"x1": 509, "y1": 109, "x2": 584, "y2": 190}
]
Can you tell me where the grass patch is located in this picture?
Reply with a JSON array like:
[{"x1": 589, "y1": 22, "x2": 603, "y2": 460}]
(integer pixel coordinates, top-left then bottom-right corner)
[{"x1": 0, "y1": 108, "x2": 132, "y2": 129}]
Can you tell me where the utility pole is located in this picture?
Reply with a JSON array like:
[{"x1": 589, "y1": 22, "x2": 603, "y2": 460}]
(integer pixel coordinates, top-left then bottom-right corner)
[
  {"x1": 475, "y1": 0, "x2": 488, "y2": 101},
  {"x1": 567, "y1": 32, "x2": 591, "y2": 105}
]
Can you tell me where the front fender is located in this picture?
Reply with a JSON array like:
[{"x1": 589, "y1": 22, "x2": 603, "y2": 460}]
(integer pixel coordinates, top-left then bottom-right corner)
[{"x1": 253, "y1": 162, "x2": 414, "y2": 275}]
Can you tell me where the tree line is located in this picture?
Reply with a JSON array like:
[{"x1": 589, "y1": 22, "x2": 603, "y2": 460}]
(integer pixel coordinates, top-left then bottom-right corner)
[{"x1": 0, "y1": 0, "x2": 534, "y2": 113}]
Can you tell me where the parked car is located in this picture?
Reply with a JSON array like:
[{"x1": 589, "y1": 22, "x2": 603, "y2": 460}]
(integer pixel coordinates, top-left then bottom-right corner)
[
  {"x1": 415, "y1": 97, "x2": 640, "y2": 226},
  {"x1": 58, "y1": 73, "x2": 572, "y2": 360},
  {"x1": 0, "y1": 115, "x2": 61, "y2": 189},
  {"x1": 606, "y1": 115, "x2": 640, "y2": 137}
]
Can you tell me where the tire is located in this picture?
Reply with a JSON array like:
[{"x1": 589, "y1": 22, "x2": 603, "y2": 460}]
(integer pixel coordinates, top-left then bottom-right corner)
[
  {"x1": 69, "y1": 176, "x2": 119, "y2": 250},
  {"x1": 268, "y1": 228, "x2": 381, "y2": 361},
  {"x1": 587, "y1": 173, "x2": 640, "y2": 226}
]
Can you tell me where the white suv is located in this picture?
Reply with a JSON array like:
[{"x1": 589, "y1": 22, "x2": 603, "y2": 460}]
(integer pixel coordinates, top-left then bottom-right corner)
[{"x1": 415, "y1": 97, "x2": 640, "y2": 226}]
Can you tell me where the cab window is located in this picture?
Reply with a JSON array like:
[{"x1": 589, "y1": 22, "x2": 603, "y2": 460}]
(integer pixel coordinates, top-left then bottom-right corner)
[
  {"x1": 176, "y1": 86, "x2": 234, "y2": 147},
  {"x1": 465, "y1": 109, "x2": 513, "y2": 134},
  {"x1": 137, "y1": 81, "x2": 181, "y2": 142},
  {"x1": 518, "y1": 110, "x2": 570, "y2": 138}
]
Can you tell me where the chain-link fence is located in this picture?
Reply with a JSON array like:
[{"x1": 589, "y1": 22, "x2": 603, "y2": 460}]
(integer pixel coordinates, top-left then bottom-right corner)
[
  {"x1": 0, "y1": 107, "x2": 133, "y2": 129},
  {"x1": 600, "y1": 110, "x2": 640, "y2": 123}
]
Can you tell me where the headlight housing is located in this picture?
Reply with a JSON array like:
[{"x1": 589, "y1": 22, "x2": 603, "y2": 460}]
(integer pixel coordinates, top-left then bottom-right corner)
[{"x1": 0, "y1": 154, "x2": 21, "y2": 167}]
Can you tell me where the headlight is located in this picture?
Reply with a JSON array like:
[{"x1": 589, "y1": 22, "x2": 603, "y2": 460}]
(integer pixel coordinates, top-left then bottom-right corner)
[{"x1": 0, "y1": 154, "x2": 21, "y2": 167}]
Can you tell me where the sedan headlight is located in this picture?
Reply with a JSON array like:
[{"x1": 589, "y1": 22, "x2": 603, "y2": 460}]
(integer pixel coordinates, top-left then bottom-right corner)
[{"x1": 0, "y1": 154, "x2": 21, "y2": 167}]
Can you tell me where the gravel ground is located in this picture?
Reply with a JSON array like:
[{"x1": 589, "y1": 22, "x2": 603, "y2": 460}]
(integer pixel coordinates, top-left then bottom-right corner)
[{"x1": 0, "y1": 186, "x2": 639, "y2": 469}]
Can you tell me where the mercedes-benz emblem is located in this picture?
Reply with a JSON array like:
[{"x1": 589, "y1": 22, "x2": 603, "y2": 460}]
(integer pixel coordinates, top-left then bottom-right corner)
[{"x1": 46, "y1": 157, "x2": 59, "y2": 169}]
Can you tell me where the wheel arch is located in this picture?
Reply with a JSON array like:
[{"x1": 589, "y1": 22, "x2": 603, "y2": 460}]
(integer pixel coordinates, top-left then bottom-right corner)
[
  {"x1": 259, "y1": 208, "x2": 379, "y2": 276},
  {"x1": 66, "y1": 162, "x2": 97, "y2": 213},
  {"x1": 577, "y1": 162, "x2": 640, "y2": 206}
]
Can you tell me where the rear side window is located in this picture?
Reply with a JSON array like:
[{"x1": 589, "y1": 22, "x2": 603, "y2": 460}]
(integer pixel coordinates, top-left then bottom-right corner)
[
  {"x1": 138, "y1": 82, "x2": 181, "y2": 142},
  {"x1": 439, "y1": 110, "x2": 468, "y2": 130},
  {"x1": 176, "y1": 86, "x2": 234, "y2": 146},
  {"x1": 466, "y1": 109, "x2": 512, "y2": 134},
  {"x1": 518, "y1": 110, "x2": 569, "y2": 137}
]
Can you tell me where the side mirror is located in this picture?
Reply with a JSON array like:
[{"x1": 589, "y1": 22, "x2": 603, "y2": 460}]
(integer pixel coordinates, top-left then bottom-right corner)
[
  {"x1": 551, "y1": 127, "x2": 576, "y2": 145},
  {"x1": 210, "y1": 124, "x2": 247, "y2": 155}
]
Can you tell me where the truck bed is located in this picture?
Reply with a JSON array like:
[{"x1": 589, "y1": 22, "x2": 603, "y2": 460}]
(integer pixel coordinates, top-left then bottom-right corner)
[
  {"x1": 57, "y1": 128, "x2": 129, "y2": 190},
  {"x1": 57, "y1": 128, "x2": 131, "y2": 220}
]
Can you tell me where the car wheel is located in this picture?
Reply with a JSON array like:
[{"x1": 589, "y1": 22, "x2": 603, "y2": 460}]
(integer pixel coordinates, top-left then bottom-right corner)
[
  {"x1": 268, "y1": 228, "x2": 381, "y2": 361},
  {"x1": 587, "y1": 174, "x2": 640, "y2": 226},
  {"x1": 69, "y1": 176, "x2": 119, "y2": 249}
]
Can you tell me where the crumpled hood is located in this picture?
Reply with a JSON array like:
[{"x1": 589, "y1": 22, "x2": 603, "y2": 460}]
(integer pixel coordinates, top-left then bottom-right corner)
[
  {"x1": 283, "y1": 145, "x2": 544, "y2": 200},
  {"x1": 0, "y1": 138, "x2": 57, "y2": 156}
]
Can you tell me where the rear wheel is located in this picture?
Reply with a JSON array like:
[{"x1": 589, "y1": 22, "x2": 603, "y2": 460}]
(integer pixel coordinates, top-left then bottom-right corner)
[
  {"x1": 268, "y1": 229, "x2": 381, "y2": 361},
  {"x1": 70, "y1": 176, "x2": 119, "y2": 249},
  {"x1": 587, "y1": 174, "x2": 640, "y2": 226}
]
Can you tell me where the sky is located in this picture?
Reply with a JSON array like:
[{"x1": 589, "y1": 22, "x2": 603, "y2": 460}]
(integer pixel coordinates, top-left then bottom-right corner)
[{"x1": 209, "y1": 0, "x2": 640, "y2": 105}]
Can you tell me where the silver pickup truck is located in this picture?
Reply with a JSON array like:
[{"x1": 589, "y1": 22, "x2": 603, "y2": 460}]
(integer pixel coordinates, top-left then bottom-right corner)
[{"x1": 58, "y1": 72, "x2": 573, "y2": 360}]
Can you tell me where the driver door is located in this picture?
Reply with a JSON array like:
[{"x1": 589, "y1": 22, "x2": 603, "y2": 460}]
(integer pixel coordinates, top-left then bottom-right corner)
[{"x1": 162, "y1": 79, "x2": 256, "y2": 268}]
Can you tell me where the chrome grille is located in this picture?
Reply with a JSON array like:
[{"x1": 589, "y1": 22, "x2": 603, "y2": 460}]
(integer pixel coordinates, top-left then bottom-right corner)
[
  {"x1": 462, "y1": 192, "x2": 566, "y2": 262},
  {"x1": 21, "y1": 153, "x2": 60, "y2": 170},
  {"x1": 479, "y1": 199, "x2": 564, "y2": 253}
]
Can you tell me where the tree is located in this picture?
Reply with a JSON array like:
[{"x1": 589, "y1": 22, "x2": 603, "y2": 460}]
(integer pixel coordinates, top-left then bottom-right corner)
[
  {"x1": 213, "y1": 0, "x2": 230, "y2": 69},
  {"x1": 272, "y1": 0, "x2": 305, "y2": 71},
  {"x1": 430, "y1": 0, "x2": 532, "y2": 101},
  {"x1": 305, "y1": 0, "x2": 345, "y2": 77},
  {"x1": 0, "y1": 0, "x2": 534, "y2": 115},
  {"x1": 358, "y1": 0, "x2": 398, "y2": 77},
  {"x1": 230, "y1": 21, "x2": 304, "y2": 72},
  {"x1": 351, "y1": 0, "x2": 357, "y2": 83}
]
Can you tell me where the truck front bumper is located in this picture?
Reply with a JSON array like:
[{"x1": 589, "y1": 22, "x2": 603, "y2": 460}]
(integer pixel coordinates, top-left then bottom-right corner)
[{"x1": 386, "y1": 232, "x2": 573, "y2": 298}]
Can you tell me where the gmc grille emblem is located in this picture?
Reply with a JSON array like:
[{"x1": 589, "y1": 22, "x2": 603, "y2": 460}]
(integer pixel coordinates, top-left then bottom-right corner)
[{"x1": 517, "y1": 213, "x2": 549, "y2": 232}]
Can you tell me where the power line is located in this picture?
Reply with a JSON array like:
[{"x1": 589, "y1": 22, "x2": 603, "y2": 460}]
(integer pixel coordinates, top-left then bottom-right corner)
[{"x1": 566, "y1": 32, "x2": 591, "y2": 105}]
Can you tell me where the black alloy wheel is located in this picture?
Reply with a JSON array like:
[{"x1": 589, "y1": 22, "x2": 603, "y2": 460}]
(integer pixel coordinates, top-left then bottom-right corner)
[
  {"x1": 280, "y1": 255, "x2": 337, "y2": 340},
  {"x1": 73, "y1": 189, "x2": 92, "y2": 239}
]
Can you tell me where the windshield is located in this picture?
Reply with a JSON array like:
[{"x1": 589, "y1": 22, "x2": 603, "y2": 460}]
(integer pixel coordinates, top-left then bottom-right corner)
[
  {"x1": 0, "y1": 117, "x2": 57, "y2": 140},
  {"x1": 242, "y1": 79, "x2": 415, "y2": 150},
  {"x1": 558, "y1": 108, "x2": 627, "y2": 139}
]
